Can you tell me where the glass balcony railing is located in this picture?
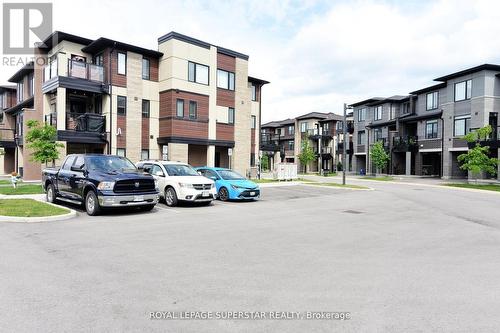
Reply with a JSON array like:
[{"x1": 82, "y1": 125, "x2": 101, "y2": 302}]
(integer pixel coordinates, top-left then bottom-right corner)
[{"x1": 68, "y1": 60, "x2": 104, "y2": 82}]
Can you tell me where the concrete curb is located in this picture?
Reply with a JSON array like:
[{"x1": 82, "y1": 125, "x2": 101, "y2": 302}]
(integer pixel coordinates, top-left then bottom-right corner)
[
  {"x1": 258, "y1": 181, "x2": 302, "y2": 188},
  {"x1": 0, "y1": 196, "x2": 77, "y2": 223}
]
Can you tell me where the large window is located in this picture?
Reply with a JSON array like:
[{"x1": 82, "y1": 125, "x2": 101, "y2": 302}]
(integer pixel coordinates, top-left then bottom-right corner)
[
  {"x1": 116, "y1": 148, "x2": 126, "y2": 157},
  {"x1": 217, "y1": 69, "x2": 235, "y2": 90},
  {"x1": 425, "y1": 120, "x2": 438, "y2": 139},
  {"x1": 300, "y1": 122, "x2": 308, "y2": 133},
  {"x1": 251, "y1": 84, "x2": 257, "y2": 101},
  {"x1": 141, "y1": 149, "x2": 149, "y2": 160},
  {"x1": 288, "y1": 125, "x2": 295, "y2": 135},
  {"x1": 288, "y1": 140, "x2": 294, "y2": 151},
  {"x1": 251, "y1": 115, "x2": 256, "y2": 129},
  {"x1": 142, "y1": 99, "x2": 150, "y2": 118},
  {"x1": 17, "y1": 82, "x2": 24, "y2": 103},
  {"x1": 117, "y1": 96, "x2": 127, "y2": 115},
  {"x1": 27, "y1": 73, "x2": 34, "y2": 97},
  {"x1": 176, "y1": 99, "x2": 184, "y2": 117},
  {"x1": 374, "y1": 128, "x2": 383, "y2": 142},
  {"x1": 117, "y1": 52, "x2": 126, "y2": 75},
  {"x1": 454, "y1": 79, "x2": 472, "y2": 102},
  {"x1": 142, "y1": 58, "x2": 150, "y2": 80},
  {"x1": 188, "y1": 61, "x2": 209, "y2": 85},
  {"x1": 228, "y1": 107, "x2": 235, "y2": 124},
  {"x1": 189, "y1": 101, "x2": 197, "y2": 119},
  {"x1": 454, "y1": 115, "x2": 471, "y2": 137},
  {"x1": 374, "y1": 106, "x2": 382, "y2": 120},
  {"x1": 358, "y1": 108, "x2": 366, "y2": 121},
  {"x1": 426, "y1": 91, "x2": 439, "y2": 110},
  {"x1": 390, "y1": 105, "x2": 396, "y2": 120},
  {"x1": 357, "y1": 130, "x2": 365, "y2": 145}
]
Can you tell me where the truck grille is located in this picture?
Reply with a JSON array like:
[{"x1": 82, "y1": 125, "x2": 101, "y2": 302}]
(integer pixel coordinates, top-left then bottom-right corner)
[
  {"x1": 193, "y1": 184, "x2": 212, "y2": 190},
  {"x1": 114, "y1": 179, "x2": 156, "y2": 193}
]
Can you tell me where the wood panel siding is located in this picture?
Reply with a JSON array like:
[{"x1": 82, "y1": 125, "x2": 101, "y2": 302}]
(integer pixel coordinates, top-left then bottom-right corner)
[
  {"x1": 117, "y1": 115, "x2": 127, "y2": 147},
  {"x1": 142, "y1": 118, "x2": 150, "y2": 148},
  {"x1": 159, "y1": 89, "x2": 209, "y2": 139},
  {"x1": 217, "y1": 53, "x2": 236, "y2": 72},
  {"x1": 217, "y1": 88, "x2": 235, "y2": 108},
  {"x1": 216, "y1": 123, "x2": 234, "y2": 141}
]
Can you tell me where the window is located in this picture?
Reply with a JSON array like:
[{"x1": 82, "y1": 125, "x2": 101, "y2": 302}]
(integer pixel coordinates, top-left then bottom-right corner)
[
  {"x1": 358, "y1": 108, "x2": 366, "y2": 121},
  {"x1": 117, "y1": 52, "x2": 126, "y2": 75},
  {"x1": 27, "y1": 73, "x2": 34, "y2": 97},
  {"x1": 288, "y1": 125, "x2": 295, "y2": 135},
  {"x1": 454, "y1": 79, "x2": 472, "y2": 101},
  {"x1": 142, "y1": 58, "x2": 150, "y2": 80},
  {"x1": 426, "y1": 91, "x2": 438, "y2": 110},
  {"x1": 288, "y1": 140, "x2": 294, "y2": 150},
  {"x1": 217, "y1": 69, "x2": 235, "y2": 90},
  {"x1": 151, "y1": 164, "x2": 164, "y2": 177},
  {"x1": 390, "y1": 105, "x2": 396, "y2": 120},
  {"x1": 176, "y1": 99, "x2": 184, "y2": 117},
  {"x1": 251, "y1": 84, "x2": 257, "y2": 101},
  {"x1": 374, "y1": 106, "x2": 382, "y2": 120},
  {"x1": 17, "y1": 82, "x2": 24, "y2": 103},
  {"x1": 336, "y1": 121, "x2": 343, "y2": 131},
  {"x1": 117, "y1": 96, "x2": 127, "y2": 115},
  {"x1": 94, "y1": 54, "x2": 103, "y2": 66},
  {"x1": 188, "y1": 61, "x2": 209, "y2": 85},
  {"x1": 357, "y1": 130, "x2": 365, "y2": 145},
  {"x1": 74, "y1": 156, "x2": 85, "y2": 170},
  {"x1": 454, "y1": 115, "x2": 471, "y2": 137},
  {"x1": 425, "y1": 120, "x2": 438, "y2": 139},
  {"x1": 116, "y1": 148, "x2": 126, "y2": 157},
  {"x1": 189, "y1": 101, "x2": 197, "y2": 119},
  {"x1": 228, "y1": 107, "x2": 235, "y2": 124},
  {"x1": 300, "y1": 122, "x2": 308, "y2": 133},
  {"x1": 250, "y1": 153, "x2": 256, "y2": 167},
  {"x1": 62, "y1": 156, "x2": 76, "y2": 170},
  {"x1": 141, "y1": 149, "x2": 149, "y2": 161},
  {"x1": 323, "y1": 123, "x2": 329, "y2": 132},
  {"x1": 251, "y1": 115, "x2": 256, "y2": 129},
  {"x1": 374, "y1": 128, "x2": 383, "y2": 142},
  {"x1": 142, "y1": 99, "x2": 150, "y2": 118}
]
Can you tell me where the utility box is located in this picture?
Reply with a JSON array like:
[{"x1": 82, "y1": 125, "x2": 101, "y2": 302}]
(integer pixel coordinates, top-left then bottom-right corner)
[{"x1": 274, "y1": 163, "x2": 298, "y2": 181}]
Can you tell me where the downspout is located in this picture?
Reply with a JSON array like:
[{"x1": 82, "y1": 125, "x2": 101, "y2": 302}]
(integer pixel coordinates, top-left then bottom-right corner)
[
  {"x1": 258, "y1": 84, "x2": 263, "y2": 179},
  {"x1": 441, "y1": 115, "x2": 444, "y2": 178},
  {"x1": 108, "y1": 43, "x2": 116, "y2": 155}
]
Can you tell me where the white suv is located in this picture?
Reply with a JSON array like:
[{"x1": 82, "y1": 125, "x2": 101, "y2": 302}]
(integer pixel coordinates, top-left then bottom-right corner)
[{"x1": 137, "y1": 160, "x2": 216, "y2": 207}]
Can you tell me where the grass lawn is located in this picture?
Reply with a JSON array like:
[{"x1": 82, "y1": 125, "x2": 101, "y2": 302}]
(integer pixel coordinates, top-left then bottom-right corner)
[
  {"x1": 443, "y1": 183, "x2": 500, "y2": 192},
  {"x1": 0, "y1": 199, "x2": 69, "y2": 217},
  {"x1": 305, "y1": 182, "x2": 370, "y2": 189},
  {"x1": 0, "y1": 184, "x2": 45, "y2": 195},
  {"x1": 362, "y1": 176, "x2": 394, "y2": 181},
  {"x1": 323, "y1": 172, "x2": 338, "y2": 177}
]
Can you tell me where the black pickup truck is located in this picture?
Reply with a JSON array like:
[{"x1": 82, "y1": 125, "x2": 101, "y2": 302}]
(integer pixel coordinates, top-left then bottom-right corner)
[{"x1": 42, "y1": 154, "x2": 159, "y2": 215}]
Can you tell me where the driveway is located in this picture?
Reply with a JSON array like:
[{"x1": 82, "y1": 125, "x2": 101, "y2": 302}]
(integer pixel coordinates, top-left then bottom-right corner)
[{"x1": 1, "y1": 182, "x2": 499, "y2": 332}]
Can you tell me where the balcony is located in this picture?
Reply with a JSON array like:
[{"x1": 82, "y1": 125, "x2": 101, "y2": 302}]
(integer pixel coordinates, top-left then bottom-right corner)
[
  {"x1": 392, "y1": 136, "x2": 418, "y2": 152},
  {"x1": 57, "y1": 113, "x2": 107, "y2": 144},
  {"x1": 467, "y1": 126, "x2": 500, "y2": 149},
  {"x1": 0, "y1": 129, "x2": 16, "y2": 148},
  {"x1": 306, "y1": 128, "x2": 334, "y2": 140},
  {"x1": 260, "y1": 133, "x2": 280, "y2": 152},
  {"x1": 418, "y1": 137, "x2": 442, "y2": 151},
  {"x1": 42, "y1": 57, "x2": 107, "y2": 94}
]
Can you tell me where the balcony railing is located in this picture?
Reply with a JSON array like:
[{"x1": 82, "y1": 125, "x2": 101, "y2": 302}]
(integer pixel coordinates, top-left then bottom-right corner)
[
  {"x1": 0, "y1": 128, "x2": 15, "y2": 142},
  {"x1": 260, "y1": 133, "x2": 281, "y2": 151},
  {"x1": 393, "y1": 136, "x2": 418, "y2": 152},
  {"x1": 306, "y1": 128, "x2": 334, "y2": 139},
  {"x1": 66, "y1": 113, "x2": 106, "y2": 133},
  {"x1": 67, "y1": 60, "x2": 104, "y2": 82}
]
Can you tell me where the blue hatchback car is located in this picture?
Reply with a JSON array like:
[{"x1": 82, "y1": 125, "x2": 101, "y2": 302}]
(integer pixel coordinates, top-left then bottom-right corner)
[{"x1": 195, "y1": 167, "x2": 260, "y2": 201}]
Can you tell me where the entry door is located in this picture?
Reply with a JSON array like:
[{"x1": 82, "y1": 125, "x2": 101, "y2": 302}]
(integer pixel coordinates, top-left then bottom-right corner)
[{"x1": 215, "y1": 152, "x2": 221, "y2": 167}]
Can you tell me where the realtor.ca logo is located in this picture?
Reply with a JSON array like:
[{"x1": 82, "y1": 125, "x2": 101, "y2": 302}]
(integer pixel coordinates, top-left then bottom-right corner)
[{"x1": 2, "y1": 2, "x2": 52, "y2": 55}]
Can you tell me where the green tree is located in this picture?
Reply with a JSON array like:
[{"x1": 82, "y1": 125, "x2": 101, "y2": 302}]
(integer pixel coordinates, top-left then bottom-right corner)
[
  {"x1": 370, "y1": 141, "x2": 390, "y2": 173},
  {"x1": 260, "y1": 154, "x2": 269, "y2": 171},
  {"x1": 458, "y1": 125, "x2": 498, "y2": 178},
  {"x1": 25, "y1": 120, "x2": 64, "y2": 167},
  {"x1": 298, "y1": 140, "x2": 316, "y2": 173}
]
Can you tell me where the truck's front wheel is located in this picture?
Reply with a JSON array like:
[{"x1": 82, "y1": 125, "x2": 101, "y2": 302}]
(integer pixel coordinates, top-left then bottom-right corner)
[
  {"x1": 46, "y1": 183, "x2": 57, "y2": 203},
  {"x1": 85, "y1": 190, "x2": 101, "y2": 216}
]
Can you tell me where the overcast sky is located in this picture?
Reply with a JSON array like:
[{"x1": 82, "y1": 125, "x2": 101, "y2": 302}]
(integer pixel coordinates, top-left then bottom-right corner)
[{"x1": 2, "y1": 0, "x2": 500, "y2": 122}]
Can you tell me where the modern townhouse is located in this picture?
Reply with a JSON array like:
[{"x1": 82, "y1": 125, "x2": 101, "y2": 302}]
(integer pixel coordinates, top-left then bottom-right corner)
[
  {"x1": 260, "y1": 118, "x2": 295, "y2": 167},
  {"x1": 351, "y1": 64, "x2": 500, "y2": 180},
  {"x1": 334, "y1": 111, "x2": 354, "y2": 172},
  {"x1": 0, "y1": 31, "x2": 268, "y2": 180},
  {"x1": 0, "y1": 85, "x2": 17, "y2": 174}
]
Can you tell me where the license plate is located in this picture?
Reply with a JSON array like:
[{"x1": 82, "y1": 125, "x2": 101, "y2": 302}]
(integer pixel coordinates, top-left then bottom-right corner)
[
  {"x1": 202, "y1": 191, "x2": 209, "y2": 197},
  {"x1": 250, "y1": 191, "x2": 255, "y2": 196},
  {"x1": 133, "y1": 195, "x2": 144, "y2": 202}
]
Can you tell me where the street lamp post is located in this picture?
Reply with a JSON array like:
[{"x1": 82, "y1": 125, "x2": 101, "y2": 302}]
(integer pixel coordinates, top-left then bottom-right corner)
[{"x1": 342, "y1": 103, "x2": 352, "y2": 185}]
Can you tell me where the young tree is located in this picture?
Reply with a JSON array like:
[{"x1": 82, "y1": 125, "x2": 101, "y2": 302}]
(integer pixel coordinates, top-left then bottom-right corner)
[
  {"x1": 370, "y1": 141, "x2": 390, "y2": 174},
  {"x1": 458, "y1": 125, "x2": 498, "y2": 178},
  {"x1": 260, "y1": 154, "x2": 269, "y2": 171},
  {"x1": 25, "y1": 120, "x2": 64, "y2": 167},
  {"x1": 297, "y1": 140, "x2": 316, "y2": 173}
]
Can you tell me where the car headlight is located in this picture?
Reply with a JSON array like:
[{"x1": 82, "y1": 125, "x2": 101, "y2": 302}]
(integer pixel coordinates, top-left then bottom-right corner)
[
  {"x1": 179, "y1": 182, "x2": 194, "y2": 189},
  {"x1": 154, "y1": 180, "x2": 159, "y2": 191},
  {"x1": 97, "y1": 181, "x2": 115, "y2": 190},
  {"x1": 231, "y1": 184, "x2": 244, "y2": 190}
]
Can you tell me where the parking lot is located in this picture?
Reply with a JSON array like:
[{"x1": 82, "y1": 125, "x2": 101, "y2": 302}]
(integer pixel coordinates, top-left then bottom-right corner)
[{"x1": 2, "y1": 181, "x2": 500, "y2": 332}]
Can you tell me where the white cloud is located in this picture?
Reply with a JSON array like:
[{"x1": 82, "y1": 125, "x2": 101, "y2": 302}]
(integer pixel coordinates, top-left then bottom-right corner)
[{"x1": 2, "y1": 0, "x2": 500, "y2": 122}]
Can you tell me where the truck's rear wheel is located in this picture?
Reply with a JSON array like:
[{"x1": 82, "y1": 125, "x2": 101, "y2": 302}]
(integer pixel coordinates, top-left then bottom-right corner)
[
  {"x1": 46, "y1": 183, "x2": 56, "y2": 203},
  {"x1": 85, "y1": 190, "x2": 101, "y2": 216}
]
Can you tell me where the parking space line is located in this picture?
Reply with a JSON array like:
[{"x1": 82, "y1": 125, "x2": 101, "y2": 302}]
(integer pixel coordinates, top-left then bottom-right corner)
[{"x1": 154, "y1": 205, "x2": 181, "y2": 213}]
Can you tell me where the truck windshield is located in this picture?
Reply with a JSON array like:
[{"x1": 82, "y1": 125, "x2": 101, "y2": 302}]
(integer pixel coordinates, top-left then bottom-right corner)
[
  {"x1": 218, "y1": 170, "x2": 245, "y2": 180},
  {"x1": 86, "y1": 156, "x2": 137, "y2": 172},
  {"x1": 163, "y1": 164, "x2": 198, "y2": 176}
]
